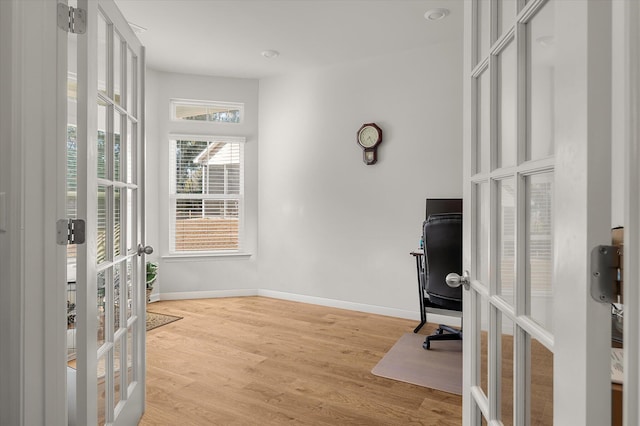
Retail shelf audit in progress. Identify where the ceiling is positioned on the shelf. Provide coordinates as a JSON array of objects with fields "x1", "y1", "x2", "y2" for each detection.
[{"x1": 114, "y1": 0, "x2": 463, "y2": 79}]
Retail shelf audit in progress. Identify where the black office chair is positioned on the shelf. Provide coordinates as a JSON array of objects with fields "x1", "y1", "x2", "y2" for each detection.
[{"x1": 421, "y1": 213, "x2": 463, "y2": 350}]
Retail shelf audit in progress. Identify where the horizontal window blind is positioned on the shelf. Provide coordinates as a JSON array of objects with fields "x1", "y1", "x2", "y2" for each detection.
[{"x1": 169, "y1": 137, "x2": 244, "y2": 253}]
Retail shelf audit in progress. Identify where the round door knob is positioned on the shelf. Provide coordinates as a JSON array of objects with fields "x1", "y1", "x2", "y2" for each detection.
[
  {"x1": 137, "y1": 244, "x2": 153, "y2": 256},
  {"x1": 446, "y1": 270, "x2": 470, "y2": 290}
]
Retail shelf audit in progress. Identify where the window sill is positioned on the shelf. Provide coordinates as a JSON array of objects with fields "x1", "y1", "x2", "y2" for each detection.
[{"x1": 162, "y1": 252, "x2": 252, "y2": 261}]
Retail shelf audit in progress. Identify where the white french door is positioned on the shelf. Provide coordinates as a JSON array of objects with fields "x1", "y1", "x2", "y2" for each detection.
[
  {"x1": 462, "y1": 1, "x2": 612, "y2": 425},
  {"x1": 70, "y1": 0, "x2": 147, "y2": 424}
]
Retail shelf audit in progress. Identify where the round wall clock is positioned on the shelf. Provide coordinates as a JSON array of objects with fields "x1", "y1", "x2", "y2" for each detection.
[{"x1": 357, "y1": 123, "x2": 382, "y2": 165}]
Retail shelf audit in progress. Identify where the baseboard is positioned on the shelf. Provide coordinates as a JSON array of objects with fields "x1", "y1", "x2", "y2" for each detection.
[
  {"x1": 257, "y1": 289, "x2": 419, "y2": 320},
  {"x1": 156, "y1": 288, "x2": 461, "y2": 328},
  {"x1": 160, "y1": 288, "x2": 259, "y2": 300}
]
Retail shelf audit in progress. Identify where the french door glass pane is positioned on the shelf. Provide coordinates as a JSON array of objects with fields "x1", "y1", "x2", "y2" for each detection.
[
  {"x1": 530, "y1": 336, "x2": 553, "y2": 424},
  {"x1": 114, "y1": 32, "x2": 122, "y2": 106},
  {"x1": 479, "y1": 296, "x2": 489, "y2": 398},
  {"x1": 478, "y1": 0, "x2": 491, "y2": 63},
  {"x1": 126, "y1": 120, "x2": 134, "y2": 184},
  {"x1": 97, "y1": 185, "x2": 107, "y2": 264},
  {"x1": 498, "y1": 40, "x2": 517, "y2": 168},
  {"x1": 126, "y1": 259, "x2": 133, "y2": 320},
  {"x1": 114, "y1": 337, "x2": 122, "y2": 409},
  {"x1": 97, "y1": 13, "x2": 107, "y2": 96},
  {"x1": 475, "y1": 182, "x2": 489, "y2": 285},
  {"x1": 126, "y1": 325, "x2": 135, "y2": 390},
  {"x1": 97, "y1": 270, "x2": 106, "y2": 348},
  {"x1": 527, "y1": 0, "x2": 555, "y2": 160},
  {"x1": 527, "y1": 173, "x2": 554, "y2": 332},
  {"x1": 98, "y1": 354, "x2": 106, "y2": 425},
  {"x1": 98, "y1": 100, "x2": 108, "y2": 180},
  {"x1": 499, "y1": 0, "x2": 516, "y2": 38},
  {"x1": 113, "y1": 263, "x2": 121, "y2": 332},
  {"x1": 477, "y1": 70, "x2": 490, "y2": 174},
  {"x1": 501, "y1": 315, "x2": 515, "y2": 426},
  {"x1": 114, "y1": 187, "x2": 121, "y2": 257},
  {"x1": 126, "y1": 189, "x2": 134, "y2": 252},
  {"x1": 126, "y1": 48, "x2": 134, "y2": 113},
  {"x1": 114, "y1": 113, "x2": 122, "y2": 181},
  {"x1": 498, "y1": 179, "x2": 516, "y2": 305}
]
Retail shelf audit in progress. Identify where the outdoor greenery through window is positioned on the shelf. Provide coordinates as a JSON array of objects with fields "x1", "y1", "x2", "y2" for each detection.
[
  {"x1": 171, "y1": 99, "x2": 243, "y2": 123},
  {"x1": 169, "y1": 136, "x2": 245, "y2": 253}
]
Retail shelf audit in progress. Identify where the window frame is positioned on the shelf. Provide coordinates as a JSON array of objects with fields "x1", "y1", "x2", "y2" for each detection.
[{"x1": 168, "y1": 133, "x2": 246, "y2": 256}]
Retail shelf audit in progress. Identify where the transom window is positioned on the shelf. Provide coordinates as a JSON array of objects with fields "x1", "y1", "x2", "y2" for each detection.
[{"x1": 171, "y1": 99, "x2": 243, "y2": 123}]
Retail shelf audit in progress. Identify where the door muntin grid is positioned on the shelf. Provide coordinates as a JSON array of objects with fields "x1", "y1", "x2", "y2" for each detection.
[
  {"x1": 95, "y1": 6, "x2": 142, "y2": 425},
  {"x1": 469, "y1": 0, "x2": 556, "y2": 424}
]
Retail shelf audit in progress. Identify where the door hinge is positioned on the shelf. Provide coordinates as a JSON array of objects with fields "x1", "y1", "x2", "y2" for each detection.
[
  {"x1": 57, "y1": 219, "x2": 86, "y2": 245},
  {"x1": 590, "y1": 245, "x2": 620, "y2": 303},
  {"x1": 57, "y1": 3, "x2": 87, "y2": 34}
]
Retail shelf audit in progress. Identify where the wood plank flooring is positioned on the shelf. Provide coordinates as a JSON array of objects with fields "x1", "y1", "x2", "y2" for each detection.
[{"x1": 139, "y1": 297, "x2": 462, "y2": 425}]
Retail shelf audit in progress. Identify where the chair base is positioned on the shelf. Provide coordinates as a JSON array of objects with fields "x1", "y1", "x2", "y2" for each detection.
[{"x1": 423, "y1": 324, "x2": 462, "y2": 350}]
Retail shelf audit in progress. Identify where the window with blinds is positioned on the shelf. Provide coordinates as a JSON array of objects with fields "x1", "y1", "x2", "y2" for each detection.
[{"x1": 169, "y1": 136, "x2": 245, "y2": 253}]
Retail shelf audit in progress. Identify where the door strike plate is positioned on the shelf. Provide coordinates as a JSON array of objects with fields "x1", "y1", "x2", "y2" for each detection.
[{"x1": 590, "y1": 245, "x2": 619, "y2": 304}]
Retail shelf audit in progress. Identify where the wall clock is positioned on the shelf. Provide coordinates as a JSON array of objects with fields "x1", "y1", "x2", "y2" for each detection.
[{"x1": 356, "y1": 123, "x2": 382, "y2": 165}]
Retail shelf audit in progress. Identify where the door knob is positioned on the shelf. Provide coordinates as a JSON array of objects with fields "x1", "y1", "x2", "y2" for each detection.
[
  {"x1": 137, "y1": 244, "x2": 153, "y2": 256},
  {"x1": 446, "y1": 270, "x2": 470, "y2": 290}
]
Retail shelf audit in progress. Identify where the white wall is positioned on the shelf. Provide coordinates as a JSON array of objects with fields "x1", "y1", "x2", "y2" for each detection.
[
  {"x1": 257, "y1": 40, "x2": 463, "y2": 315},
  {"x1": 146, "y1": 70, "x2": 260, "y2": 296}
]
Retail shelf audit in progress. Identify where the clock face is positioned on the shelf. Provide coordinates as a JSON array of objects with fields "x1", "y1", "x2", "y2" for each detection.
[{"x1": 358, "y1": 125, "x2": 380, "y2": 148}]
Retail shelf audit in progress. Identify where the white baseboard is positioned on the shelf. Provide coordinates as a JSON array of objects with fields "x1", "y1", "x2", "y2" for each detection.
[
  {"x1": 159, "y1": 288, "x2": 258, "y2": 301},
  {"x1": 257, "y1": 289, "x2": 419, "y2": 320},
  {"x1": 156, "y1": 288, "x2": 461, "y2": 328}
]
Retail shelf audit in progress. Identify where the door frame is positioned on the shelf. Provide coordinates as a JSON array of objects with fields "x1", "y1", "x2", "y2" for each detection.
[
  {"x1": 624, "y1": 0, "x2": 640, "y2": 424},
  {"x1": 0, "y1": 0, "x2": 68, "y2": 424}
]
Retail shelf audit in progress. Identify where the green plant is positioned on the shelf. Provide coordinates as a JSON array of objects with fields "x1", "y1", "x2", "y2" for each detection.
[{"x1": 146, "y1": 262, "x2": 159, "y2": 290}]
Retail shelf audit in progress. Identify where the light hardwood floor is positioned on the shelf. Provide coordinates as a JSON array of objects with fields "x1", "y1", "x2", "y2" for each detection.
[{"x1": 139, "y1": 297, "x2": 463, "y2": 425}]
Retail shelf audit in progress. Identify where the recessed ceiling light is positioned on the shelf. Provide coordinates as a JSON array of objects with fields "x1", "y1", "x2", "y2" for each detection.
[
  {"x1": 424, "y1": 8, "x2": 450, "y2": 21},
  {"x1": 261, "y1": 50, "x2": 280, "y2": 59}
]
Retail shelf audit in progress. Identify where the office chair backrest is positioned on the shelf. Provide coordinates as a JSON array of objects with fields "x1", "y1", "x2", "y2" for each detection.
[{"x1": 423, "y1": 213, "x2": 463, "y2": 311}]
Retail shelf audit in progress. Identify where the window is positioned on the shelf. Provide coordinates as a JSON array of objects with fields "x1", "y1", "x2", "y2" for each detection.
[
  {"x1": 169, "y1": 135, "x2": 245, "y2": 254},
  {"x1": 171, "y1": 99, "x2": 243, "y2": 123}
]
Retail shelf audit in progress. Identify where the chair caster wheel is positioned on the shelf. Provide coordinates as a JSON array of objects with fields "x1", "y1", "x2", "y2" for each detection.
[{"x1": 423, "y1": 341, "x2": 431, "y2": 350}]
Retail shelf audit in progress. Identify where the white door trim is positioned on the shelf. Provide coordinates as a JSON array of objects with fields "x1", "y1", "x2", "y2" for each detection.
[
  {"x1": 623, "y1": 0, "x2": 640, "y2": 424},
  {"x1": 461, "y1": 1, "x2": 474, "y2": 423},
  {"x1": 0, "y1": 0, "x2": 68, "y2": 424}
]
